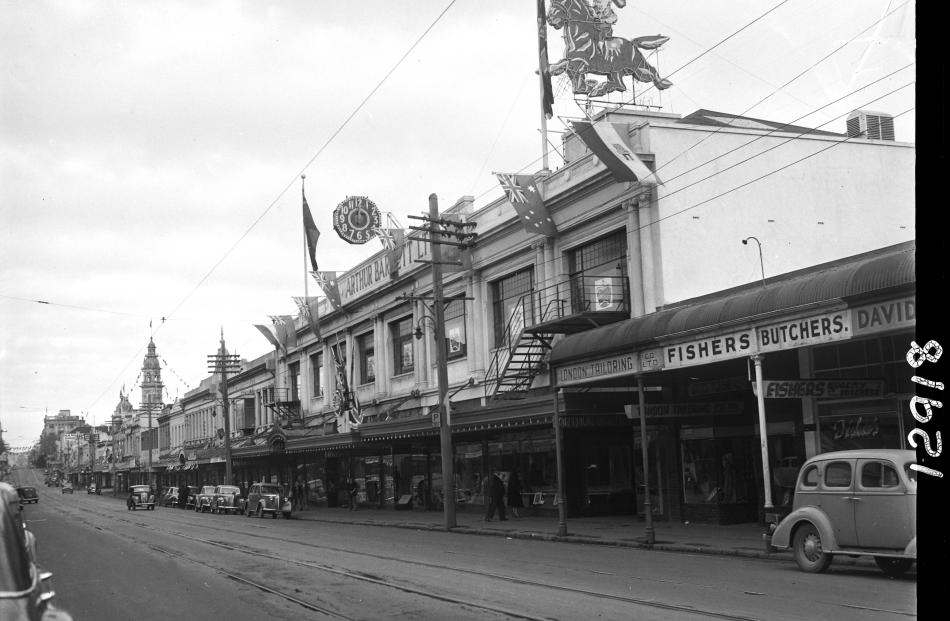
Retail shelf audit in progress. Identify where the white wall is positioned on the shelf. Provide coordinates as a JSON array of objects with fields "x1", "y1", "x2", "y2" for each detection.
[{"x1": 650, "y1": 125, "x2": 914, "y2": 304}]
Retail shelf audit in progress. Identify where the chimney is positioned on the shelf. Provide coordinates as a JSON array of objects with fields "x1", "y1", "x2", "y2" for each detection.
[{"x1": 846, "y1": 110, "x2": 895, "y2": 141}]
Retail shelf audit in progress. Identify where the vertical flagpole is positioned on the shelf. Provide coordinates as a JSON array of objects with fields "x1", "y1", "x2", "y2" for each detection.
[
  {"x1": 537, "y1": 0, "x2": 551, "y2": 171},
  {"x1": 302, "y1": 175, "x2": 310, "y2": 301}
]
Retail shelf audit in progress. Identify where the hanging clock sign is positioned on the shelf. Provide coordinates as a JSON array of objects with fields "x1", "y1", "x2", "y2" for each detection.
[{"x1": 333, "y1": 196, "x2": 382, "y2": 245}]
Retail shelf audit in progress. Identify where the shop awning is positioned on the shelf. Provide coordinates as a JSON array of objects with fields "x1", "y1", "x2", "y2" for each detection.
[{"x1": 551, "y1": 242, "x2": 914, "y2": 365}]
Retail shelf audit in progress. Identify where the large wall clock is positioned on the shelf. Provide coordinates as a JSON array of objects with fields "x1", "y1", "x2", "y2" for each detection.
[{"x1": 333, "y1": 196, "x2": 382, "y2": 245}]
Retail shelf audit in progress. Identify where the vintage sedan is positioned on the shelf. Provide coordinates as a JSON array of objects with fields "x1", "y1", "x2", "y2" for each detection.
[
  {"x1": 60, "y1": 483, "x2": 73, "y2": 495},
  {"x1": 211, "y1": 485, "x2": 242, "y2": 514},
  {"x1": 241, "y1": 483, "x2": 292, "y2": 519},
  {"x1": 770, "y1": 449, "x2": 916, "y2": 577},
  {"x1": 0, "y1": 482, "x2": 73, "y2": 620},
  {"x1": 16, "y1": 487, "x2": 39, "y2": 504},
  {"x1": 194, "y1": 486, "x2": 217, "y2": 513},
  {"x1": 183, "y1": 486, "x2": 200, "y2": 510},
  {"x1": 86, "y1": 483, "x2": 98, "y2": 495},
  {"x1": 126, "y1": 485, "x2": 156, "y2": 511},
  {"x1": 160, "y1": 488, "x2": 179, "y2": 507}
]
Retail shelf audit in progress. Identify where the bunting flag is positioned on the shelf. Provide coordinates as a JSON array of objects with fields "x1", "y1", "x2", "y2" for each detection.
[
  {"x1": 270, "y1": 315, "x2": 298, "y2": 352},
  {"x1": 571, "y1": 119, "x2": 660, "y2": 185},
  {"x1": 495, "y1": 173, "x2": 557, "y2": 237},
  {"x1": 330, "y1": 339, "x2": 358, "y2": 428},
  {"x1": 292, "y1": 296, "x2": 322, "y2": 340},
  {"x1": 387, "y1": 229, "x2": 407, "y2": 277},
  {"x1": 537, "y1": 0, "x2": 554, "y2": 119},
  {"x1": 376, "y1": 227, "x2": 395, "y2": 251},
  {"x1": 311, "y1": 271, "x2": 342, "y2": 310},
  {"x1": 303, "y1": 183, "x2": 320, "y2": 272},
  {"x1": 254, "y1": 324, "x2": 281, "y2": 351}
]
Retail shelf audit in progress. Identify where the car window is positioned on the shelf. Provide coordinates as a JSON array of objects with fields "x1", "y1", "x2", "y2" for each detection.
[
  {"x1": 261, "y1": 486, "x2": 280, "y2": 495},
  {"x1": 800, "y1": 465, "x2": 819, "y2": 488},
  {"x1": 860, "y1": 461, "x2": 900, "y2": 488},
  {"x1": 823, "y1": 461, "x2": 852, "y2": 488}
]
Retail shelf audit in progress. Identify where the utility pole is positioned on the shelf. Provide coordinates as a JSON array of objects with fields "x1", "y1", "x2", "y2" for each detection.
[
  {"x1": 406, "y1": 195, "x2": 477, "y2": 531},
  {"x1": 208, "y1": 329, "x2": 241, "y2": 486}
]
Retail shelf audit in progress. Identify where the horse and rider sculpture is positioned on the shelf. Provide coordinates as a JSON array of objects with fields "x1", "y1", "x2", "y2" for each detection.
[{"x1": 547, "y1": 0, "x2": 672, "y2": 98}]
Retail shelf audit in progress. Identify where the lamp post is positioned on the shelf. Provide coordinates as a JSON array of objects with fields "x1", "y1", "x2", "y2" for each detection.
[{"x1": 741, "y1": 237, "x2": 766, "y2": 287}]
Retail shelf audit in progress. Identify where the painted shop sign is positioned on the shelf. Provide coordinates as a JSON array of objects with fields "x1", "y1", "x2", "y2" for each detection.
[
  {"x1": 556, "y1": 353, "x2": 638, "y2": 385},
  {"x1": 755, "y1": 379, "x2": 885, "y2": 399},
  {"x1": 755, "y1": 310, "x2": 850, "y2": 353},
  {"x1": 850, "y1": 296, "x2": 915, "y2": 337},
  {"x1": 662, "y1": 331, "x2": 753, "y2": 369},
  {"x1": 624, "y1": 401, "x2": 743, "y2": 419}
]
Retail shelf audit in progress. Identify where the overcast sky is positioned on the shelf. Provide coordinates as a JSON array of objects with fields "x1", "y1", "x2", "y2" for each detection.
[{"x1": 0, "y1": 0, "x2": 915, "y2": 448}]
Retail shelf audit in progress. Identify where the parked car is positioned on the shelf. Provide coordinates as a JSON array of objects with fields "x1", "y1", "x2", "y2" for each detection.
[
  {"x1": 241, "y1": 482, "x2": 292, "y2": 519},
  {"x1": 86, "y1": 483, "x2": 98, "y2": 495},
  {"x1": 0, "y1": 482, "x2": 73, "y2": 620},
  {"x1": 194, "y1": 486, "x2": 217, "y2": 513},
  {"x1": 770, "y1": 449, "x2": 916, "y2": 577},
  {"x1": 160, "y1": 488, "x2": 179, "y2": 507},
  {"x1": 16, "y1": 486, "x2": 39, "y2": 504},
  {"x1": 183, "y1": 486, "x2": 200, "y2": 510},
  {"x1": 211, "y1": 485, "x2": 242, "y2": 515},
  {"x1": 60, "y1": 483, "x2": 73, "y2": 495},
  {"x1": 126, "y1": 485, "x2": 156, "y2": 511}
]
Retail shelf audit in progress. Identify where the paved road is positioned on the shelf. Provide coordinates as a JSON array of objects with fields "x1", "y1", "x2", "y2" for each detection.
[{"x1": 14, "y1": 470, "x2": 916, "y2": 620}]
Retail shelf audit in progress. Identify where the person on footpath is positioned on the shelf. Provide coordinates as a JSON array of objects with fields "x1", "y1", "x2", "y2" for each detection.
[
  {"x1": 507, "y1": 470, "x2": 524, "y2": 518},
  {"x1": 348, "y1": 478, "x2": 359, "y2": 511},
  {"x1": 484, "y1": 471, "x2": 507, "y2": 522}
]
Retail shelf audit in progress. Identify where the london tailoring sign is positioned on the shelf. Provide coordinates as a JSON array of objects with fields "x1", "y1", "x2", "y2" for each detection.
[{"x1": 556, "y1": 351, "x2": 661, "y2": 385}]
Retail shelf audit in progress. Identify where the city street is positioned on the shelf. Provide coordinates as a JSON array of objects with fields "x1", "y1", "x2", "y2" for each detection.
[{"x1": 14, "y1": 470, "x2": 916, "y2": 621}]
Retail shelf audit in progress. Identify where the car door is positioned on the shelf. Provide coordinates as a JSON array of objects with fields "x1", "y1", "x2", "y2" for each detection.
[
  {"x1": 852, "y1": 458, "x2": 912, "y2": 550},
  {"x1": 819, "y1": 458, "x2": 858, "y2": 548}
]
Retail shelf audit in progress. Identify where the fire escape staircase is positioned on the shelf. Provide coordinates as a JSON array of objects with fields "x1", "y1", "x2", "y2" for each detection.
[
  {"x1": 263, "y1": 387, "x2": 302, "y2": 427},
  {"x1": 484, "y1": 297, "x2": 555, "y2": 401}
]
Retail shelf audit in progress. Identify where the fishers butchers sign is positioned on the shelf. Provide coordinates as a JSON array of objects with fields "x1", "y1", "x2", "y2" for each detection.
[{"x1": 755, "y1": 379, "x2": 885, "y2": 399}]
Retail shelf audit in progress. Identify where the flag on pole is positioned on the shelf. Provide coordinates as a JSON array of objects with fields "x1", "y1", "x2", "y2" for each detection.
[
  {"x1": 571, "y1": 119, "x2": 660, "y2": 185},
  {"x1": 303, "y1": 184, "x2": 321, "y2": 272},
  {"x1": 537, "y1": 0, "x2": 554, "y2": 119},
  {"x1": 495, "y1": 173, "x2": 557, "y2": 237},
  {"x1": 254, "y1": 324, "x2": 281, "y2": 351},
  {"x1": 387, "y1": 229, "x2": 407, "y2": 277},
  {"x1": 311, "y1": 271, "x2": 342, "y2": 311},
  {"x1": 292, "y1": 296, "x2": 322, "y2": 340}
]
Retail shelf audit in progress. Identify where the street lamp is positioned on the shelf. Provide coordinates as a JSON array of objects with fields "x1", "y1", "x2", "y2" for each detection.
[{"x1": 741, "y1": 236, "x2": 766, "y2": 287}]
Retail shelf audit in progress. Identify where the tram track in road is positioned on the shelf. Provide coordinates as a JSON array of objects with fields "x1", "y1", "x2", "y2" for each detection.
[{"x1": 49, "y1": 497, "x2": 772, "y2": 621}]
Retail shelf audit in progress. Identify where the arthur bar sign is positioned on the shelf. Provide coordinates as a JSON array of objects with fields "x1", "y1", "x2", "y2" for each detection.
[{"x1": 755, "y1": 379, "x2": 886, "y2": 399}]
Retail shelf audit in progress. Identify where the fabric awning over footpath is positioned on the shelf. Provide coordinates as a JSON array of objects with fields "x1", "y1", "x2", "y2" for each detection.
[{"x1": 551, "y1": 242, "x2": 914, "y2": 368}]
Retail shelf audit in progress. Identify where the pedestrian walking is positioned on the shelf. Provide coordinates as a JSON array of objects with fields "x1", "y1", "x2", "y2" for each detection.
[
  {"x1": 484, "y1": 471, "x2": 507, "y2": 522},
  {"x1": 302, "y1": 480, "x2": 310, "y2": 510},
  {"x1": 348, "y1": 478, "x2": 358, "y2": 511},
  {"x1": 507, "y1": 470, "x2": 524, "y2": 518},
  {"x1": 178, "y1": 483, "x2": 189, "y2": 509},
  {"x1": 294, "y1": 479, "x2": 304, "y2": 511}
]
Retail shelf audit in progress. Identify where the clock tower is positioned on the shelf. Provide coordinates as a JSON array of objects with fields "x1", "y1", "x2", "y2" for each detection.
[{"x1": 140, "y1": 338, "x2": 163, "y2": 409}]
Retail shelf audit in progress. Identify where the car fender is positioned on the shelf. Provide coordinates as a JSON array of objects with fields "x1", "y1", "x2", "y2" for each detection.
[
  {"x1": 904, "y1": 536, "x2": 917, "y2": 557},
  {"x1": 770, "y1": 507, "x2": 838, "y2": 551}
]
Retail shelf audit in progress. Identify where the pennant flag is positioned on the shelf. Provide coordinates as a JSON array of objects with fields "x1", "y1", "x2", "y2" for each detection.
[
  {"x1": 311, "y1": 271, "x2": 342, "y2": 311},
  {"x1": 254, "y1": 324, "x2": 281, "y2": 351},
  {"x1": 270, "y1": 315, "x2": 298, "y2": 352},
  {"x1": 303, "y1": 184, "x2": 321, "y2": 272},
  {"x1": 387, "y1": 229, "x2": 406, "y2": 277},
  {"x1": 571, "y1": 120, "x2": 660, "y2": 185},
  {"x1": 376, "y1": 227, "x2": 395, "y2": 251},
  {"x1": 495, "y1": 173, "x2": 557, "y2": 237},
  {"x1": 537, "y1": 0, "x2": 554, "y2": 119},
  {"x1": 292, "y1": 296, "x2": 322, "y2": 340}
]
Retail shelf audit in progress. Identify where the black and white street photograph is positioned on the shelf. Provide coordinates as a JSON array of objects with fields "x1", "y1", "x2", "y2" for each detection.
[{"x1": 2, "y1": 1, "x2": 935, "y2": 620}]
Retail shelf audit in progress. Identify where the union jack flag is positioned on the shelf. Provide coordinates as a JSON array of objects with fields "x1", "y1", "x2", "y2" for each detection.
[
  {"x1": 496, "y1": 173, "x2": 527, "y2": 203},
  {"x1": 494, "y1": 172, "x2": 557, "y2": 237}
]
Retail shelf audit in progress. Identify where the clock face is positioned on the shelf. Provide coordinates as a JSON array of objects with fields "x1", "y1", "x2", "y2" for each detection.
[{"x1": 333, "y1": 196, "x2": 382, "y2": 245}]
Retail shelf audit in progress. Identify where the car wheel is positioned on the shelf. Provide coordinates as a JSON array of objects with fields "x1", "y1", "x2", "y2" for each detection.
[
  {"x1": 792, "y1": 522, "x2": 833, "y2": 573},
  {"x1": 874, "y1": 557, "x2": 913, "y2": 577}
]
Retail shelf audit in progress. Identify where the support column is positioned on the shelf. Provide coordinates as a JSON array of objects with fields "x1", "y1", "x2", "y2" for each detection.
[
  {"x1": 637, "y1": 193, "x2": 658, "y2": 313},
  {"x1": 553, "y1": 389, "x2": 568, "y2": 537},
  {"x1": 624, "y1": 200, "x2": 645, "y2": 317},
  {"x1": 752, "y1": 354, "x2": 773, "y2": 510}
]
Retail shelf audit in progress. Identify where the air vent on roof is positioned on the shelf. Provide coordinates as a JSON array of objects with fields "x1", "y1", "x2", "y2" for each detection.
[{"x1": 846, "y1": 110, "x2": 895, "y2": 141}]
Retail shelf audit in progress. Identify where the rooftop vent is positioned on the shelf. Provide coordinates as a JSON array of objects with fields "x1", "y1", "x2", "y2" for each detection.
[{"x1": 846, "y1": 110, "x2": 895, "y2": 141}]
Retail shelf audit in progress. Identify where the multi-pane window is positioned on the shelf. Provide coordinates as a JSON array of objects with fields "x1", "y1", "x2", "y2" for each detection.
[
  {"x1": 492, "y1": 268, "x2": 534, "y2": 347},
  {"x1": 358, "y1": 332, "x2": 375, "y2": 384},
  {"x1": 812, "y1": 333, "x2": 914, "y2": 395},
  {"x1": 289, "y1": 362, "x2": 300, "y2": 401},
  {"x1": 444, "y1": 299, "x2": 467, "y2": 359},
  {"x1": 391, "y1": 317, "x2": 414, "y2": 375},
  {"x1": 310, "y1": 352, "x2": 323, "y2": 397},
  {"x1": 567, "y1": 232, "x2": 627, "y2": 313}
]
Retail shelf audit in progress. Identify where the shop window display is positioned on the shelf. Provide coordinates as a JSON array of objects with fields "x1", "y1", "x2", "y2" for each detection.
[{"x1": 680, "y1": 428, "x2": 755, "y2": 506}]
